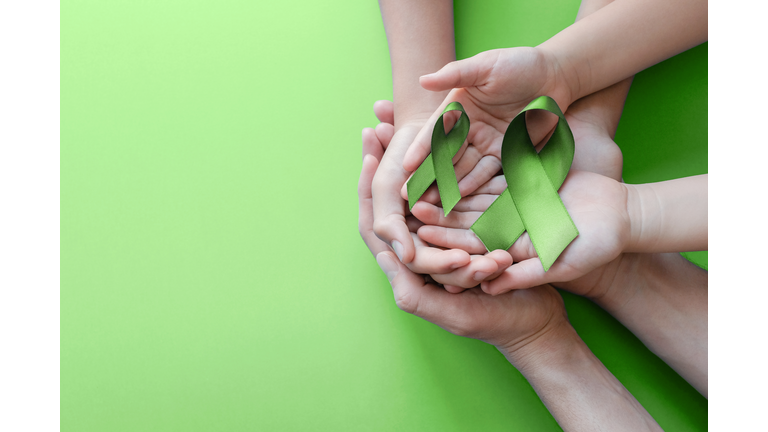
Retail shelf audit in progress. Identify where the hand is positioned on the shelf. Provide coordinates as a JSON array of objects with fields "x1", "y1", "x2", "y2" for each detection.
[
  {"x1": 367, "y1": 101, "x2": 514, "y2": 293},
  {"x1": 359, "y1": 115, "x2": 570, "y2": 351},
  {"x1": 401, "y1": 47, "x2": 577, "y2": 201},
  {"x1": 565, "y1": 79, "x2": 633, "y2": 182},
  {"x1": 369, "y1": 109, "x2": 488, "y2": 270},
  {"x1": 361, "y1": 121, "x2": 670, "y2": 424},
  {"x1": 414, "y1": 169, "x2": 632, "y2": 295}
]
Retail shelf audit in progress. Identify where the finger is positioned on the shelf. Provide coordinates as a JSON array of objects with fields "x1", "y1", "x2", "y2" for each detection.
[
  {"x1": 401, "y1": 182, "x2": 441, "y2": 206},
  {"x1": 457, "y1": 156, "x2": 502, "y2": 197},
  {"x1": 376, "y1": 251, "x2": 462, "y2": 324},
  {"x1": 465, "y1": 250, "x2": 514, "y2": 286},
  {"x1": 430, "y1": 254, "x2": 500, "y2": 288},
  {"x1": 374, "y1": 122, "x2": 395, "y2": 150},
  {"x1": 417, "y1": 226, "x2": 487, "y2": 254},
  {"x1": 473, "y1": 175, "x2": 507, "y2": 196},
  {"x1": 359, "y1": 155, "x2": 389, "y2": 255},
  {"x1": 452, "y1": 194, "x2": 497, "y2": 212},
  {"x1": 507, "y1": 232, "x2": 537, "y2": 263},
  {"x1": 362, "y1": 128, "x2": 384, "y2": 162},
  {"x1": 419, "y1": 184, "x2": 442, "y2": 205},
  {"x1": 410, "y1": 201, "x2": 483, "y2": 229},
  {"x1": 443, "y1": 284, "x2": 467, "y2": 294},
  {"x1": 407, "y1": 233, "x2": 470, "y2": 274},
  {"x1": 419, "y1": 50, "x2": 498, "y2": 92},
  {"x1": 405, "y1": 215, "x2": 424, "y2": 233},
  {"x1": 483, "y1": 250, "x2": 514, "y2": 279},
  {"x1": 373, "y1": 100, "x2": 394, "y2": 125},
  {"x1": 482, "y1": 258, "x2": 552, "y2": 295},
  {"x1": 372, "y1": 132, "x2": 419, "y2": 263}
]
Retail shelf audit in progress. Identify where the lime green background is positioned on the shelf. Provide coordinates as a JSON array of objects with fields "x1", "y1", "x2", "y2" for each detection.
[{"x1": 62, "y1": 0, "x2": 707, "y2": 430}]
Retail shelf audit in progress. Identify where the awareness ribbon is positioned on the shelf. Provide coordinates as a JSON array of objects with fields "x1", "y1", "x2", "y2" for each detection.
[
  {"x1": 407, "y1": 102, "x2": 469, "y2": 216},
  {"x1": 470, "y1": 96, "x2": 578, "y2": 271}
]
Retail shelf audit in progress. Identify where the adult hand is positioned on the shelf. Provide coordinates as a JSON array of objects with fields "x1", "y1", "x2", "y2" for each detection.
[
  {"x1": 359, "y1": 116, "x2": 568, "y2": 350},
  {"x1": 360, "y1": 122, "x2": 669, "y2": 425},
  {"x1": 368, "y1": 100, "x2": 513, "y2": 293}
]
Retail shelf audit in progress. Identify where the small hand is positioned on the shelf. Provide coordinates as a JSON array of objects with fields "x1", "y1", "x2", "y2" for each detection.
[
  {"x1": 566, "y1": 79, "x2": 634, "y2": 182},
  {"x1": 414, "y1": 170, "x2": 631, "y2": 295},
  {"x1": 401, "y1": 47, "x2": 575, "y2": 201}
]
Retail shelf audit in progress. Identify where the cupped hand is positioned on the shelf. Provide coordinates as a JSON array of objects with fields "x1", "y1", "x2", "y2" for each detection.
[
  {"x1": 359, "y1": 116, "x2": 569, "y2": 351},
  {"x1": 371, "y1": 105, "x2": 472, "y2": 265},
  {"x1": 401, "y1": 47, "x2": 575, "y2": 201},
  {"x1": 414, "y1": 169, "x2": 631, "y2": 295},
  {"x1": 367, "y1": 100, "x2": 513, "y2": 292}
]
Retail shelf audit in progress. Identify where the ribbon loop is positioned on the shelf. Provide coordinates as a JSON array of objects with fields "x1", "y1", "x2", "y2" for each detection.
[
  {"x1": 470, "y1": 96, "x2": 578, "y2": 271},
  {"x1": 407, "y1": 102, "x2": 469, "y2": 216}
]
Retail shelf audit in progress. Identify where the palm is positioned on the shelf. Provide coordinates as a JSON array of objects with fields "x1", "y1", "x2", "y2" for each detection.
[
  {"x1": 534, "y1": 171, "x2": 628, "y2": 275},
  {"x1": 405, "y1": 48, "x2": 569, "y2": 195},
  {"x1": 359, "y1": 108, "x2": 568, "y2": 350},
  {"x1": 411, "y1": 278, "x2": 567, "y2": 350},
  {"x1": 411, "y1": 170, "x2": 631, "y2": 294},
  {"x1": 453, "y1": 48, "x2": 555, "y2": 147}
]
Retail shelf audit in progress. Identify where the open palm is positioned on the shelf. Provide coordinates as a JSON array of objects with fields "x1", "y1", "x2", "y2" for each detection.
[
  {"x1": 414, "y1": 169, "x2": 631, "y2": 295},
  {"x1": 402, "y1": 47, "x2": 574, "y2": 199}
]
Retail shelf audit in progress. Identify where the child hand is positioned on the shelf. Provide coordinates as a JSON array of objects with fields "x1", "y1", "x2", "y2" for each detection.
[
  {"x1": 401, "y1": 47, "x2": 577, "y2": 200},
  {"x1": 413, "y1": 169, "x2": 632, "y2": 295}
]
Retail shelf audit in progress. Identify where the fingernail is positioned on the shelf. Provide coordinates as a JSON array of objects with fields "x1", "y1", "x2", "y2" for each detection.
[
  {"x1": 473, "y1": 271, "x2": 491, "y2": 282},
  {"x1": 376, "y1": 253, "x2": 399, "y2": 282},
  {"x1": 421, "y1": 72, "x2": 435, "y2": 79},
  {"x1": 391, "y1": 240, "x2": 404, "y2": 261}
]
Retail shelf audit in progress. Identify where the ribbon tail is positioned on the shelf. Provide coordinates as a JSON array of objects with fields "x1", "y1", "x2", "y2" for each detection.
[
  {"x1": 470, "y1": 190, "x2": 525, "y2": 251},
  {"x1": 407, "y1": 153, "x2": 435, "y2": 210}
]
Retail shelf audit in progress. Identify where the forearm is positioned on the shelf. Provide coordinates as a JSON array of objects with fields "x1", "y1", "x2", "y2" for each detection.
[
  {"x1": 541, "y1": 0, "x2": 706, "y2": 103},
  {"x1": 626, "y1": 174, "x2": 708, "y2": 253},
  {"x1": 594, "y1": 252, "x2": 708, "y2": 396},
  {"x1": 502, "y1": 322, "x2": 661, "y2": 431},
  {"x1": 378, "y1": 0, "x2": 455, "y2": 126},
  {"x1": 573, "y1": 0, "x2": 634, "y2": 136}
]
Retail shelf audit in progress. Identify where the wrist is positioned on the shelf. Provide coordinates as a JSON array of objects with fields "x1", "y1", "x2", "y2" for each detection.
[
  {"x1": 536, "y1": 44, "x2": 579, "y2": 111},
  {"x1": 394, "y1": 87, "x2": 449, "y2": 130},
  {"x1": 624, "y1": 183, "x2": 660, "y2": 253},
  {"x1": 497, "y1": 312, "x2": 575, "y2": 373},
  {"x1": 392, "y1": 114, "x2": 431, "y2": 132}
]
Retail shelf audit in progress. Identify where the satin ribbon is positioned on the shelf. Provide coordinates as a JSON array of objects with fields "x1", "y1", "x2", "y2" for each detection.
[
  {"x1": 470, "y1": 96, "x2": 578, "y2": 271},
  {"x1": 407, "y1": 102, "x2": 469, "y2": 216}
]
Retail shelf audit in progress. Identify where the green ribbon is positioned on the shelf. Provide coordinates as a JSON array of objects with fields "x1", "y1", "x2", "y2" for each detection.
[
  {"x1": 470, "y1": 96, "x2": 578, "y2": 271},
  {"x1": 407, "y1": 102, "x2": 469, "y2": 216}
]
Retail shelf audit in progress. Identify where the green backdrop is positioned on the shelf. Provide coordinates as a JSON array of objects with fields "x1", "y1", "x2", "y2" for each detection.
[{"x1": 62, "y1": 0, "x2": 707, "y2": 430}]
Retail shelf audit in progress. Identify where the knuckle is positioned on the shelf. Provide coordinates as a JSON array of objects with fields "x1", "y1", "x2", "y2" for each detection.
[
  {"x1": 372, "y1": 219, "x2": 390, "y2": 240},
  {"x1": 450, "y1": 319, "x2": 479, "y2": 338},
  {"x1": 394, "y1": 290, "x2": 417, "y2": 315}
]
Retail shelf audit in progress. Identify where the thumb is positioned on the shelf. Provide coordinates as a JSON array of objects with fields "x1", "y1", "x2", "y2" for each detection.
[
  {"x1": 482, "y1": 258, "x2": 551, "y2": 295},
  {"x1": 419, "y1": 51, "x2": 497, "y2": 91}
]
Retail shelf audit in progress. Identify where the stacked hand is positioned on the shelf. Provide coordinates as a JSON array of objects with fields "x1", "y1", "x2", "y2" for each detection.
[
  {"x1": 359, "y1": 108, "x2": 570, "y2": 353},
  {"x1": 369, "y1": 57, "x2": 633, "y2": 295},
  {"x1": 414, "y1": 169, "x2": 631, "y2": 296},
  {"x1": 378, "y1": 48, "x2": 629, "y2": 287},
  {"x1": 374, "y1": 47, "x2": 585, "y2": 266}
]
